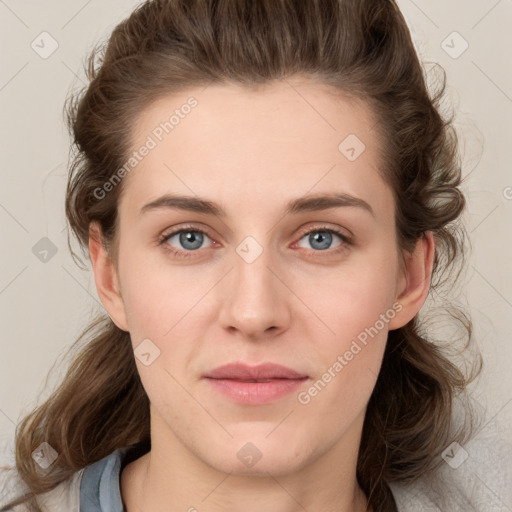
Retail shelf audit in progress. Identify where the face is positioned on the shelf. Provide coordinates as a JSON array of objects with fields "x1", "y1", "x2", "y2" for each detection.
[{"x1": 99, "y1": 78, "x2": 417, "y2": 477}]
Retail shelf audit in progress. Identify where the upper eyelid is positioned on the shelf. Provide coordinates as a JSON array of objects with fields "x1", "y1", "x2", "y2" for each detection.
[{"x1": 162, "y1": 225, "x2": 212, "y2": 241}]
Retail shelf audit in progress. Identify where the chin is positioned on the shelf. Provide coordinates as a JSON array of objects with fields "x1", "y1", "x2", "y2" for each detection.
[{"x1": 198, "y1": 433, "x2": 316, "y2": 477}]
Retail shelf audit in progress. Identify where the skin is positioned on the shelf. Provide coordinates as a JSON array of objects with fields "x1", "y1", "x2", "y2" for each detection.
[{"x1": 89, "y1": 77, "x2": 435, "y2": 512}]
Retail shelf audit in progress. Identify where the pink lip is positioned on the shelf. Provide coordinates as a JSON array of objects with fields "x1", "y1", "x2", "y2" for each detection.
[
  {"x1": 203, "y1": 363, "x2": 309, "y2": 405},
  {"x1": 204, "y1": 362, "x2": 308, "y2": 380}
]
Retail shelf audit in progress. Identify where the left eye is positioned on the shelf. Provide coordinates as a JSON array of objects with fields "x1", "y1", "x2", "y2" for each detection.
[
  {"x1": 164, "y1": 229, "x2": 211, "y2": 251},
  {"x1": 296, "y1": 229, "x2": 345, "y2": 251}
]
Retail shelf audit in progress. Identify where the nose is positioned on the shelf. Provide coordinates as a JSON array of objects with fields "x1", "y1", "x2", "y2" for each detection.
[{"x1": 217, "y1": 241, "x2": 291, "y2": 340}]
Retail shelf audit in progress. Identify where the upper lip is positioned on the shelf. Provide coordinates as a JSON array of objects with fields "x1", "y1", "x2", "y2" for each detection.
[{"x1": 204, "y1": 363, "x2": 308, "y2": 380}]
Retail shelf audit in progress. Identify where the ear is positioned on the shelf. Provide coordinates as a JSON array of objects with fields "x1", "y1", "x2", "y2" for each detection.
[
  {"x1": 89, "y1": 222, "x2": 129, "y2": 332},
  {"x1": 388, "y1": 231, "x2": 435, "y2": 330}
]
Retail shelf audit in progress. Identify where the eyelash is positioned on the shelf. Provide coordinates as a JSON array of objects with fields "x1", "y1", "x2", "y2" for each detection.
[{"x1": 157, "y1": 224, "x2": 352, "y2": 259}]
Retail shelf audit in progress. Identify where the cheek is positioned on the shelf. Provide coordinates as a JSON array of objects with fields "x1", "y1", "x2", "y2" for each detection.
[
  {"x1": 295, "y1": 304, "x2": 390, "y2": 436},
  {"x1": 118, "y1": 245, "x2": 211, "y2": 339},
  {"x1": 298, "y1": 247, "x2": 399, "y2": 340},
  {"x1": 293, "y1": 248, "x2": 398, "y2": 405}
]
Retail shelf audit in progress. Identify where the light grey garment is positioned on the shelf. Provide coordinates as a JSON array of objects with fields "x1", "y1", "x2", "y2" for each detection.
[{"x1": 79, "y1": 446, "x2": 129, "y2": 512}]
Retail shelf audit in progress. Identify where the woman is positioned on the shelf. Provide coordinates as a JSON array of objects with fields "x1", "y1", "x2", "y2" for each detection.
[{"x1": 2, "y1": 0, "x2": 507, "y2": 510}]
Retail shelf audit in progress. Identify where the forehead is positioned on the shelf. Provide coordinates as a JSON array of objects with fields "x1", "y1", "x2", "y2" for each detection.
[{"x1": 120, "y1": 78, "x2": 392, "y2": 219}]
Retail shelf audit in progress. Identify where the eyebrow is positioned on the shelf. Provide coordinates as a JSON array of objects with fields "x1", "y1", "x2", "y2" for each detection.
[{"x1": 140, "y1": 192, "x2": 375, "y2": 219}]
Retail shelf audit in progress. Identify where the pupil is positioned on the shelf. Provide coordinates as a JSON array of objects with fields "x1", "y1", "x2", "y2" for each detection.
[
  {"x1": 312, "y1": 231, "x2": 331, "y2": 250},
  {"x1": 181, "y1": 231, "x2": 203, "y2": 250}
]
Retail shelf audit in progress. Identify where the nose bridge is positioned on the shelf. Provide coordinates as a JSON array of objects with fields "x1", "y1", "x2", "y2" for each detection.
[{"x1": 218, "y1": 235, "x2": 290, "y2": 336}]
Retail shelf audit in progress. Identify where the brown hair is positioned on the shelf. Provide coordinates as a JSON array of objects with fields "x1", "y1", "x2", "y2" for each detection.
[{"x1": 2, "y1": 0, "x2": 481, "y2": 511}]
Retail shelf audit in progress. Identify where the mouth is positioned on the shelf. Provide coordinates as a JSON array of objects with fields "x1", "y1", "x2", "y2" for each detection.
[
  {"x1": 203, "y1": 362, "x2": 308, "y2": 380},
  {"x1": 203, "y1": 362, "x2": 309, "y2": 405}
]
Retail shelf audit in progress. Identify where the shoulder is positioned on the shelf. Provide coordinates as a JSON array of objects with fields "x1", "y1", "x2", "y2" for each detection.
[
  {"x1": 79, "y1": 441, "x2": 149, "y2": 510},
  {"x1": 0, "y1": 441, "x2": 147, "y2": 512},
  {"x1": 0, "y1": 465, "x2": 83, "y2": 512},
  {"x1": 389, "y1": 431, "x2": 512, "y2": 511}
]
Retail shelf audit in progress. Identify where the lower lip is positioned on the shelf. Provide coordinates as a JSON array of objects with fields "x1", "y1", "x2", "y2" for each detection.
[{"x1": 205, "y1": 377, "x2": 308, "y2": 405}]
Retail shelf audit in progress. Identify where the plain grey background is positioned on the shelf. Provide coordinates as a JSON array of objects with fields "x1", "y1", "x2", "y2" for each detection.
[{"x1": 0, "y1": 0, "x2": 511, "y2": 466}]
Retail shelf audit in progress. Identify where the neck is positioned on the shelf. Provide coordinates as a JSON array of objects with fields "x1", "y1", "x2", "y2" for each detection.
[{"x1": 121, "y1": 409, "x2": 371, "y2": 512}]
